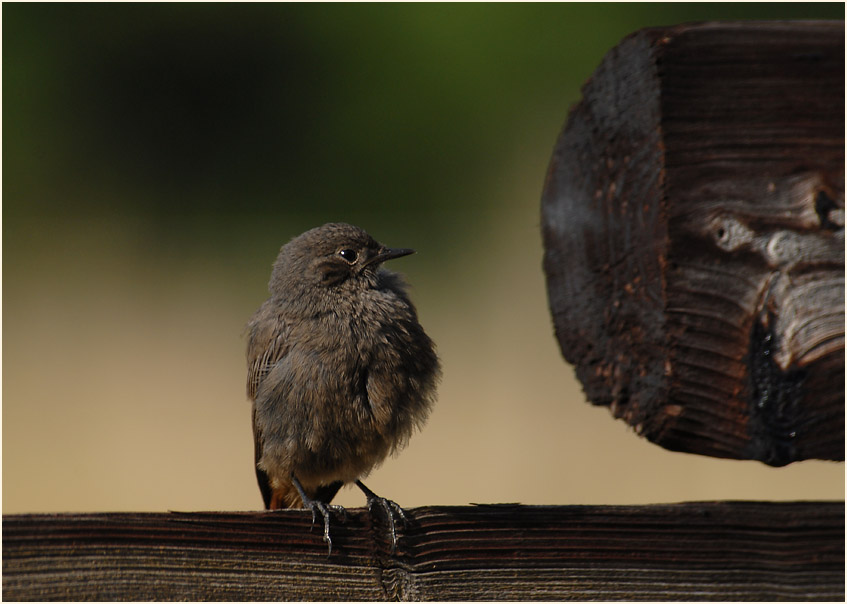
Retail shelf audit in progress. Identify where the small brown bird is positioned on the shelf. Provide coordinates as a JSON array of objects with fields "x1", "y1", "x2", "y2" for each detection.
[{"x1": 246, "y1": 222, "x2": 440, "y2": 552}]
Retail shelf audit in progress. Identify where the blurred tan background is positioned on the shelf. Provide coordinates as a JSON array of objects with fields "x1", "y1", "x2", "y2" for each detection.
[{"x1": 4, "y1": 3, "x2": 843, "y2": 514}]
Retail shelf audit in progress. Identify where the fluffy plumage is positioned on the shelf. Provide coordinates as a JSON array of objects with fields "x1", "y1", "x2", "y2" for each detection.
[{"x1": 246, "y1": 223, "x2": 440, "y2": 516}]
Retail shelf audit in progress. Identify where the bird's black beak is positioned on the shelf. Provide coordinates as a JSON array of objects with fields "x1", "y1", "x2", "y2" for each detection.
[{"x1": 364, "y1": 247, "x2": 415, "y2": 267}]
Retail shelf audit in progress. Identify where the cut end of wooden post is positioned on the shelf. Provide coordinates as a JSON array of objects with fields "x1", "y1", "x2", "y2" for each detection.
[{"x1": 541, "y1": 21, "x2": 844, "y2": 465}]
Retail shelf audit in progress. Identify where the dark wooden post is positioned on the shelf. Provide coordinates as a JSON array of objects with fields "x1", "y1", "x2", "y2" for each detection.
[{"x1": 541, "y1": 21, "x2": 844, "y2": 465}]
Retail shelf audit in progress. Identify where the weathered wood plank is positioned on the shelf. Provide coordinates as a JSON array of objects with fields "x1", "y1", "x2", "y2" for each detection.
[
  {"x1": 541, "y1": 21, "x2": 844, "y2": 465},
  {"x1": 3, "y1": 502, "x2": 844, "y2": 601}
]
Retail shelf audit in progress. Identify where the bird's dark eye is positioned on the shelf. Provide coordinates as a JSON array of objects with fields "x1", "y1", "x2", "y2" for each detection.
[{"x1": 338, "y1": 248, "x2": 358, "y2": 263}]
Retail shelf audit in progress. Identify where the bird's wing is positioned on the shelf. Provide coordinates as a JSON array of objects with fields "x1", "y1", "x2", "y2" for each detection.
[
  {"x1": 246, "y1": 307, "x2": 290, "y2": 510},
  {"x1": 247, "y1": 318, "x2": 289, "y2": 402},
  {"x1": 252, "y1": 405, "x2": 273, "y2": 509}
]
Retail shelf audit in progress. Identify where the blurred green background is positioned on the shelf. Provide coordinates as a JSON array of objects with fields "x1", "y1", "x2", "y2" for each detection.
[{"x1": 4, "y1": 3, "x2": 844, "y2": 514}]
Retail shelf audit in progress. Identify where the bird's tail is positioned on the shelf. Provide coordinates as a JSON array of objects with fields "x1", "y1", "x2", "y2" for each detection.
[{"x1": 266, "y1": 478, "x2": 344, "y2": 509}]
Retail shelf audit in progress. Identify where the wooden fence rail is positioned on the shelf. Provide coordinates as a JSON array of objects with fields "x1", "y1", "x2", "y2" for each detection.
[{"x1": 3, "y1": 501, "x2": 844, "y2": 601}]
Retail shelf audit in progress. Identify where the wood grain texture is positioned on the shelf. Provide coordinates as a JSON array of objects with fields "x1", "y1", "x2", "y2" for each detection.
[
  {"x1": 3, "y1": 502, "x2": 844, "y2": 601},
  {"x1": 541, "y1": 21, "x2": 844, "y2": 465}
]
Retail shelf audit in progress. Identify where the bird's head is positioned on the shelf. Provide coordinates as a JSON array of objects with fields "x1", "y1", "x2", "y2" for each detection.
[{"x1": 269, "y1": 222, "x2": 414, "y2": 305}]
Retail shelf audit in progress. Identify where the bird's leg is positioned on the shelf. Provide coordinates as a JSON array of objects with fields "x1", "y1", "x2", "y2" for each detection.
[
  {"x1": 355, "y1": 480, "x2": 407, "y2": 553},
  {"x1": 291, "y1": 474, "x2": 345, "y2": 555}
]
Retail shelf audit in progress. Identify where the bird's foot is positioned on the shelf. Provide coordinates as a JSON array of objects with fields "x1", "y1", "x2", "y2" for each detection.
[
  {"x1": 306, "y1": 500, "x2": 347, "y2": 555},
  {"x1": 355, "y1": 480, "x2": 407, "y2": 553},
  {"x1": 292, "y1": 475, "x2": 345, "y2": 555}
]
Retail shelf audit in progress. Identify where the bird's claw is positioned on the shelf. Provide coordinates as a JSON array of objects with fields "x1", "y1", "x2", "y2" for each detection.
[
  {"x1": 369, "y1": 495, "x2": 407, "y2": 553},
  {"x1": 356, "y1": 480, "x2": 407, "y2": 553},
  {"x1": 293, "y1": 475, "x2": 345, "y2": 555},
  {"x1": 304, "y1": 500, "x2": 346, "y2": 555}
]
